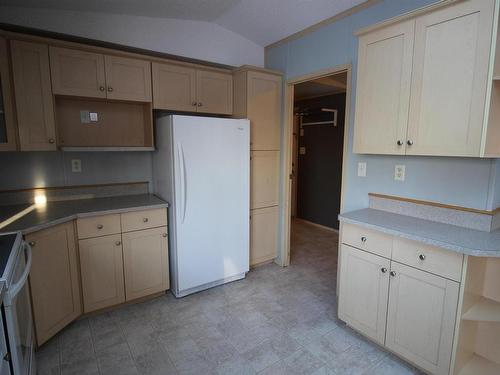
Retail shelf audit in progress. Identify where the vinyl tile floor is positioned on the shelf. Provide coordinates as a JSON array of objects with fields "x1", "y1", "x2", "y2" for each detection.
[{"x1": 36, "y1": 219, "x2": 423, "y2": 375}]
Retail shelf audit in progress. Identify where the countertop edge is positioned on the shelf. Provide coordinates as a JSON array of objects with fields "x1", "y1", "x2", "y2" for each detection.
[{"x1": 338, "y1": 215, "x2": 500, "y2": 258}]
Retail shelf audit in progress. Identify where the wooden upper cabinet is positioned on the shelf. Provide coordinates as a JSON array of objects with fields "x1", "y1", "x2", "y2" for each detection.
[
  {"x1": 104, "y1": 55, "x2": 152, "y2": 102},
  {"x1": 27, "y1": 222, "x2": 82, "y2": 346},
  {"x1": 196, "y1": 69, "x2": 233, "y2": 115},
  {"x1": 353, "y1": 20, "x2": 414, "y2": 155},
  {"x1": 49, "y1": 47, "x2": 106, "y2": 98},
  {"x1": 0, "y1": 37, "x2": 17, "y2": 151},
  {"x1": 406, "y1": 0, "x2": 494, "y2": 156},
  {"x1": 10, "y1": 40, "x2": 56, "y2": 151},
  {"x1": 152, "y1": 62, "x2": 197, "y2": 111}
]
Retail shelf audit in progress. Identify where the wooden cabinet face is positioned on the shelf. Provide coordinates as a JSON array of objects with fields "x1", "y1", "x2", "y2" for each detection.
[
  {"x1": 407, "y1": 0, "x2": 494, "y2": 156},
  {"x1": 0, "y1": 38, "x2": 17, "y2": 151},
  {"x1": 250, "y1": 206, "x2": 278, "y2": 266},
  {"x1": 49, "y1": 47, "x2": 106, "y2": 98},
  {"x1": 338, "y1": 244, "x2": 390, "y2": 345},
  {"x1": 27, "y1": 222, "x2": 81, "y2": 346},
  {"x1": 247, "y1": 71, "x2": 282, "y2": 150},
  {"x1": 104, "y1": 55, "x2": 152, "y2": 102},
  {"x1": 79, "y1": 234, "x2": 125, "y2": 313},
  {"x1": 385, "y1": 262, "x2": 459, "y2": 375},
  {"x1": 122, "y1": 226, "x2": 169, "y2": 301},
  {"x1": 353, "y1": 20, "x2": 414, "y2": 155},
  {"x1": 10, "y1": 40, "x2": 56, "y2": 151},
  {"x1": 152, "y1": 63, "x2": 196, "y2": 111},
  {"x1": 196, "y1": 70, "x2": 233, "y2": 115},
  {"x1": 250, "y1": 150, "x2": 280, "y2": 209}
]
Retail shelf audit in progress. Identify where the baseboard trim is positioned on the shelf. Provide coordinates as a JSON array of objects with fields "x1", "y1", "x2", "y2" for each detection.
[{"x1": 294, "y1": 218, "x2": 339, "y2": 233}]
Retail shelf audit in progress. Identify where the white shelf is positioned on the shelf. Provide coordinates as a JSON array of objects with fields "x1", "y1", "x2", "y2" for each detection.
[
  {"x1": 458, "y1": 354, "x2": 500, "y2": 375},
  {"x1": 462, "y1": 296, "x2": 500, "y2": 322}
]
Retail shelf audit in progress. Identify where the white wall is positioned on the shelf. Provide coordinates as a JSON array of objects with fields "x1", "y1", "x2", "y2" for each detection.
[{"x1": 0, "y1": 6, "x2": 264, "y2": 67}]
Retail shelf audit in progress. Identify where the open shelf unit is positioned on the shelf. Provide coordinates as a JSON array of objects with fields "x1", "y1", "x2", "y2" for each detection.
[
  {"x1": 462, "y1": 296, "x2": 500, "y2": 322},
  {"x1": 458, "y1": 353, "x2": 500, "y2": 375}
]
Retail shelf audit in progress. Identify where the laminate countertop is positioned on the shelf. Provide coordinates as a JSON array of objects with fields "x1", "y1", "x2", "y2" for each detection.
[
  {"x1": 0, "y1": 194, "x2": 169, "y2": 235},
  {"x1": 339, "y1": 208, "x2": 500, "y2": 257}
]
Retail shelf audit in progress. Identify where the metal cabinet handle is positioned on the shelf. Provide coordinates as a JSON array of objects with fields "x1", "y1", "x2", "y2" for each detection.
[
  {"x1": 197, "y1": 102, "x2": 203, "y2": 107},
  {"x1": 3, "y1": 352, "x2": 10, "y2": 362},
  {"x1": 115, "y1": 241, "x2": 121, "y2": 246},
  {"x1": 381, "y1": 267, "x2": 387, "y2": 273},
  {"x1": 397, "y1": 140, "x2": 403, "y2": 146},
  {"x1": 48, "y1": 138, "x2": 55, "y2": 144},
  {"x1": 143, "y1": 218, "x2": 149, "y2": 223},
  {"x1": 407, "y1": 140, "x2": 413, "y2": 146},
  {"x1": 390, "y1": 271, "x2": 396, "y2": 277},
  {"x1": 97, "y1": 224, "x2": 104, "y2": 229},
  {"x1": 162, "y1": 233, "x2": 167, "y2": 238},
  {"x1": 99, "y1": 86, "x2": 105, "y2": 91},
  {"x1": 419, "y1": 254, "x2": 426, "y2": 261},
  {"x1": 28, "y1": 241, "x2": 36, "y2": 247},
  {"x1": 361, "y1": 236, "x2": 367, "y2": 243},
  {"x1": 107, "y1": 87, "x2": 113, "y2": 92}
]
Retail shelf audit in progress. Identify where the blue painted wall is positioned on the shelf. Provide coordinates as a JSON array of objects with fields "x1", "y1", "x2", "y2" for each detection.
[{"x1": 266, "y1": 0, "x2": 499, "y2": 211}]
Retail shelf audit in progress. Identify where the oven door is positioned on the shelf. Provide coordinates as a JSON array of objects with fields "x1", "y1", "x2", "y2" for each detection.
[{"x1": 3, "y1": 242, "x2": 34, "y2": 375}]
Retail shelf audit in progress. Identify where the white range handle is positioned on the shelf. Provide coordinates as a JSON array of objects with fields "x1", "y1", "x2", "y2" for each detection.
[{"x1": 7, "y1": 242, "x2": 32, "y2": 301}]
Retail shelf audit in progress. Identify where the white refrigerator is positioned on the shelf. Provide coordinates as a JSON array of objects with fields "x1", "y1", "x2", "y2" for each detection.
[{"x1": 153, "y1": 115, "x2": 250, "y2": 297}]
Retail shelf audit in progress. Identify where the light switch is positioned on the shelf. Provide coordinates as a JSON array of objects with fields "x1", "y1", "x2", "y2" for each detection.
[
  {"x1": 357, "y1": 162, "x2": 367, "y2": 177},
  {"x1": 80, "y1": 110, "x2": 90, "y2": 123},
  {"x1": 299, "y1": 147, "x2": 306, "y2": 155},
  {"x1": 71, "y1": 159, "x2": 82, "y2": 173},
  {"x1": 395, "y1": 165, "x2": 406, "y2": 181},
  {"x1": 89, "y1": 112, "x2": 98, "y2": 122}
]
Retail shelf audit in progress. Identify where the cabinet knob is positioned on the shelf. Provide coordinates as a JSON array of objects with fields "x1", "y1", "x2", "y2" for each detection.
[
  {"x1": 197, "y1": 102, "x2": 203, "y2": 107},
  {"x1": 48, "y1": 138, "x2": 55, "y2": 144},
  {"x1": 97, "y1": 224, "x2": 104, "y2": 229},
  {"x1": 192, "y1": 101, "x2": 198, "y2": 106},
  {"x1": 99, "y1": 86, "x2": 105, "y2": 91},
  {"x1": 143, "y1": 217, "x2": 149, "y2": 223},
  {"x1": 407, "y1": 140, "x2": 413, "y2": 146},
  {"x1": 390, "y1": 271, "x2": 397, "y2": 277},
  {"x1": 28, "y1": 241, "x2": 36, "y2": 247},
  {"x1": 162, "y1": 233, "x2": 167, "y2": 238},
  {"x1": 115, "y1": 241, "x2": 121, "y2": 246},
  {"x1": 361, "y1": 236, "x2": 367, "y2": 243},
  {"x1": 107, "y1": 87, "x2": 113, "y2": 92},
  {"x1": 381, "y1": 267, "x2": 387, "y2": 273},
  {"x1": 397, "y1": 140, "x2": 403, "y2": 146},
  {"x1": 419, "y1": 254, "x2": 426, "y2": 261}
]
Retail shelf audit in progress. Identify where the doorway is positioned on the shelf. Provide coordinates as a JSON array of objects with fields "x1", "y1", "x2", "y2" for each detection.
[{"x1": 281, "y1": 66, "x2": 351, "y2": 268}]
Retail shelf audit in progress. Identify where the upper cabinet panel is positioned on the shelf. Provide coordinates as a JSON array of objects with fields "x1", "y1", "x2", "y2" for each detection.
[
  {"x1": 104, "y1": 55, "x2": 152, "y2": 102},
  {"x1": 196, "y1": 70, "x2": 233, "y2": 115},
  {"x1": 50, "y1": 47, "x2": 106, "y2": 98},
  {"x1": 0, "y1": 37, "x2": 17, "y2": 151},
  {"x1": 152, "y1": 62, "x2": 197, "y2": 111},
  {"x1": 353, "y1": 20, "x2": 414, "y2": 155},
  {"x1": 11, "y1": 40, "x2": 56, "y2": 151},
  {"x1": 406, "y1": 0, "x2": 494, "y2": 156}
]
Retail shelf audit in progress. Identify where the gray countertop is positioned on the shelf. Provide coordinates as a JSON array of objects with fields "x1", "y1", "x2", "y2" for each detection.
[
  {"x1": 0, "y1": 194, "x2": 169, "y2": 234},
  {"x1": 339, "y1": 208, "x2": 500, "y2": 257}
]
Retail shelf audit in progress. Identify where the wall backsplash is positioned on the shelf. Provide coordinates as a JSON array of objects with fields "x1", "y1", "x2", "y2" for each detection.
[{"x1": 0, "y1": 151, "x2": 153, "y2": 191}]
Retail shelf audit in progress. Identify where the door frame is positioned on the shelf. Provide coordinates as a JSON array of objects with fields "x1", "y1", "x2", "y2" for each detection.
[{"x1": 278, "y1": 64, "x2": 352, "y2": 267}]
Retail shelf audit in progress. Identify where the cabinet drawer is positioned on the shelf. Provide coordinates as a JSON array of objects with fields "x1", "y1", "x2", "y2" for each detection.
[
  {"x1": 341, "y1": 223, "x2": 392, "y2": 258},
  {"x1": 77, "y1": 214, "x2": 121, "y2": 239},
  {"x1": 121, "y1": 208, "x2": 167, "y2": 233},
  {"x1": 392, "y1": 237, "x2": 463, "y2": 281}
]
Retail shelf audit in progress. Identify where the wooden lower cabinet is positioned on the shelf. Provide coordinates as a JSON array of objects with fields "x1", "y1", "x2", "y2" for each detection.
[
  {"x1": 386, "y1": 262, "x2": 459, "y2": 375},
  {"x1": 122, "y1": 226, "x2": 169, "y2": 300},
  {"x1": 338, "y1": 244, "x2": 390, "y2": 345},
  {"x1": 79, "y1": 234, "x2": 125, "y2": 313},
  {"x1": 250, "y1": 206, "x2": 278, "y2": 266},
  {"x1": 27, "y1": 222, "x2": 82, "y2": 346}
]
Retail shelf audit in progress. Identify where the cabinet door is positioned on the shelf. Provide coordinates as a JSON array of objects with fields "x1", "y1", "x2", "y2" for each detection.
[
  {"x1": 152, "y1": 62, "x2": 197, "y2": 111},
  {"x1": 353, "y1": 20, "x2": 414, "y2": 155},
  {"x1": 104, "y1": 55, "x2": 152, "y2": 102},
  {"x1": 196, "y1": 69, "x2": 233, "y2": 114},
  {"x1": 79, "y1": 234, "x2": 125, "y2": 313},
  {"x1": 49, "y1": 47, "x2": 106, "y2": 98},
  {"x1": 0, "y1": 37, "x2": 17, "y2": 151},
  {"x1": 122, "y1": 226, "x2": 169, "y2": 301},
  {"x1": 407, "y1": 0, "x2": 494, "y2": 156},
  {"x1": 28, "y1": 222, "x2": 82, "y2": 346},
  {"x1": 10, "y1": 40, "x2": 56, "y2": 151},
  {"x1": 247, "y1": 71, "x2": 282, "y2": 150},
  {"x1": 250, "y1": 150, "x2": 280, "y2": 209},
  {"x1": 386, "y1": 262, "x2": 459, "y2": 375},
  {"x1": 338, "y1": 244, "x2": 390, "y2": 345},
  {"x1": 250, "y1": 206, "x2": 278, "y2": 266}
]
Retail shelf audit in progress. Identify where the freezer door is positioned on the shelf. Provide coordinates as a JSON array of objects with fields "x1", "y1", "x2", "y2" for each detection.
[{"x1": 172, "y1": 116, "x2": 250, "y2": 292}]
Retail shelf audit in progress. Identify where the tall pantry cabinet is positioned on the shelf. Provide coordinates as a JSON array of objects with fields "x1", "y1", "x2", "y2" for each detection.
[{"x1": 233, "y1": 67, "x2": 282, "y2": 266}]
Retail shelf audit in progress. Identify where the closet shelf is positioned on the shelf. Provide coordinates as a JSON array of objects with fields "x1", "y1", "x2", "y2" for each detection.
[
  {"x1": 462, "y1": 296, "x2": 500, "y2": 322},
  {"x1": 458, "y1": 354, "x2": 500, "y2": 375}
]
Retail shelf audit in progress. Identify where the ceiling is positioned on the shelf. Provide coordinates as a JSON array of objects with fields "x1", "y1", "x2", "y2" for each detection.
[
  {"x1": 295, "y1": 72, "x2": 347, "y2": 101},
  {"x1": 0, "y1": 0, "x2": 368, "y2": 46}
]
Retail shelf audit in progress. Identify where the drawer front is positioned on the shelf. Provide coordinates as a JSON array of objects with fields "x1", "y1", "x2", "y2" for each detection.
[
  {"x1": 121, "y1": 208, "x2": 167, "y2": 233},
  {"x1": 341, "y1": 223, "x2": 392, "y2": 258},
  {"x1": 77, "y1": 214, "x2": 121, "y2": 239},
  {"x1": 392, "y1": 237, "x2": 463, "y2": 281}
]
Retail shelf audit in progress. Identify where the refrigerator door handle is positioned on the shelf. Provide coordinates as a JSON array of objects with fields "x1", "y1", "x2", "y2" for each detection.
[{"x1": 178, "y1": 143, "x2": 187, "y2": 223}]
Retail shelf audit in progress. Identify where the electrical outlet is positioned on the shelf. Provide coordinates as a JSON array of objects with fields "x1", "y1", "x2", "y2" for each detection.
[
  {"x1": 357, "y1": 162, "x2": 367, "y2": 177},
  {"x1": 71, "y1": 159, "x2": 82, "y2": 173},
  {"x1": 395, "y1": 165, "x2": 406, "y2": 181},
  {"x1": 299, "y1": 147, "x2": 306, "y2": 155},
  {"x1": 80, "y1": 110, "x2": 90, "y2": 123}
]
